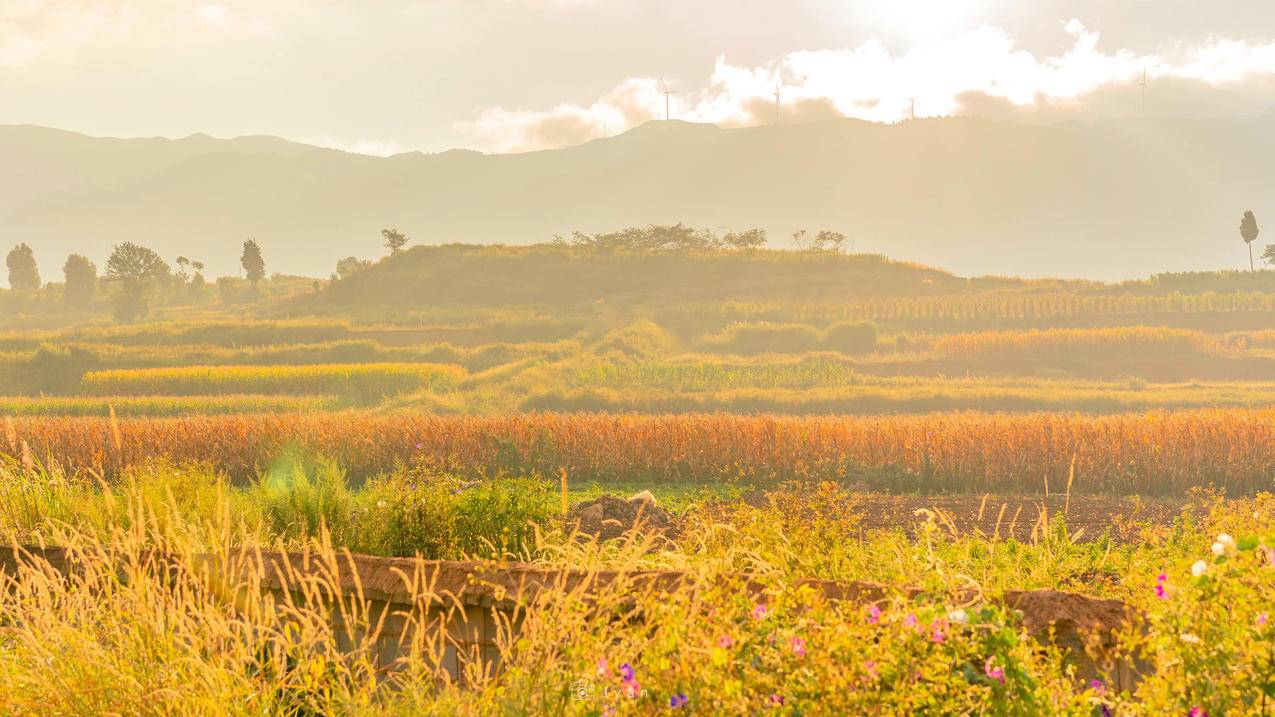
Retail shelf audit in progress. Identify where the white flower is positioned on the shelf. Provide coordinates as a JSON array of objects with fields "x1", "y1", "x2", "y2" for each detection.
[
  {"x1": 1216, "y1": 533, "x2": 1234, "y2": 547},
  {"x1": 1179, "y1": 632, "x2": 1201, "y2": 644},
  {"x1": 1212, "y1": 542, "x2": 1227, "y2": 556},
  {"x1": 1191, "y1": 560, "x2": 1208, "y2": 577},
  {"x1": 946, "y1": 609, "x2": 969, "y2": 624}
]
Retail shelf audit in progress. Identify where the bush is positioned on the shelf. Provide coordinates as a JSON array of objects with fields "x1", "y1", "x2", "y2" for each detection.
[
  {"x1": 356, "y1": 474, "x2": 555, "y2": 559},
  {"x1": 252, "y1": 456, "x2": 353, "y2": 543},
  {"x1": 704, "y1": 323, "x2": 822, "y2": 355},
  {"x1": 822, "y1": 321, "x2": 878, "y2": 355}
]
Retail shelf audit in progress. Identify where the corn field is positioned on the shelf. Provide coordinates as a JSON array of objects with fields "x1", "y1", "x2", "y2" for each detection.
[
  {"x1": 6, "y1": 410, "x2": 1274, "y2": 495},
  {"x1": 79, "y1": 363, "x2": 464, "y2": 398}
]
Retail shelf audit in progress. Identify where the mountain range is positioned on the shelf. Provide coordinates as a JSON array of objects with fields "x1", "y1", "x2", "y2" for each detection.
[{"x1": 3, "y1": 113, "x2": 1274, "y2": 283}]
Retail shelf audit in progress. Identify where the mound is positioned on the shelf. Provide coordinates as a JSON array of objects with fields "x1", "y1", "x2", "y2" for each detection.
[{"x1": 567, "y1": 493, "x2": 677, "y2": 541}]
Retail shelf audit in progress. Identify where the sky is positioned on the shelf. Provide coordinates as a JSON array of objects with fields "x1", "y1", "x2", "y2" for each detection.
[{"x1": 3, "y1": 0, "x2": 1275, "y2": 154}]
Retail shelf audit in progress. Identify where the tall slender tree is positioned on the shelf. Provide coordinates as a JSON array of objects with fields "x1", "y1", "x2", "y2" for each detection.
[
  {"x1": 1240, "y1": 210, "x2": 1260, "y2": 271},
  {"x1": 241, "y1": 239, "x2": 266, "y2": 287},
  {"x1": 6, "y1": 243, "x2": 40, "y2": 291}
]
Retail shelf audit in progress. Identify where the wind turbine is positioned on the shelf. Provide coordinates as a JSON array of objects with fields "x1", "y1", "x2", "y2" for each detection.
[
  {"x1": 773, "y1": 82, "x2": 782, "y2": 124},
  {"x1": 659, "y1": 78, "x2": 679, "y2": 121},
  {"x1": 1139, "y1": 68, "x2": 1148, "y2": 116}
]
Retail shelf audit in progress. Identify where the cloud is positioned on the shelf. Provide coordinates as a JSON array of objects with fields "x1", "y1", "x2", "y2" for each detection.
[{"x1": 459, "y1": 20, "x2": 1275, "y2": 152}]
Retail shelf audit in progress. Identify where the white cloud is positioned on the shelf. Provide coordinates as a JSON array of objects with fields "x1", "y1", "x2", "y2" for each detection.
[{"x1": 459, "y1": 20, "x2": 1275, "y2": 152}]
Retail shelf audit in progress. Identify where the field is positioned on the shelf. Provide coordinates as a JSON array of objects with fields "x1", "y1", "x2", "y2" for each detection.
[{"x1": 1, "y1": 245, "x2": 1273, "y2": 714}]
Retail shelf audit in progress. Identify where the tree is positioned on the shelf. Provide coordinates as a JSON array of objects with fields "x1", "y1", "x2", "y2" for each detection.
[
  {"x1": 105, "y1": 242, "x2": 169, "y2": 322},
  {"x1": 241, "y1": 239, "x2": 266, "y2": 287},
  {"x1": 791, "y1": 229, "x2": 811, "y2": 251},
  {"x1": 6, "y1": 243, "x2": 40, "y2": 291},
  {"x1": 62, "y1": 254, "x2": 98, "y2": 308},
  {"x1": 721, "y1": 228, "x2": 767, "y2": 250},
  {"x1": 382, "y1": 228, "x2": 409, "y2": 254},
  {"x1": 1263, "y1": 243, "x2": 1275, "y2": 267},
  {"x1": 813, "y1": 230, "x2": 848, "y2": 253},
  {"x1": 1240, "y1": 210, "x2": 1260, "y2": 271},
  {"x1": 335, "y1": 256, "x2": 371, "y2": 280}
]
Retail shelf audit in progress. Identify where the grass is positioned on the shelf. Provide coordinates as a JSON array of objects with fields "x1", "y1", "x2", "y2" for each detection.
[
  {"x1": 0, "y1": 456, "x2": 1270, "y2": 714},
  {"x1": 0, "y1": 394, "x2": 343, "y2": 416}
]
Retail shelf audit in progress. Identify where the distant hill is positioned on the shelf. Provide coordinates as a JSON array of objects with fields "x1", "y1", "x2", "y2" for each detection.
[
  {"x1": 3, "y1": 114, "x2": 1274, "y2": 282},
  {"x1": 310, "y1": 244, "x2": 1022, "y2": 312}
]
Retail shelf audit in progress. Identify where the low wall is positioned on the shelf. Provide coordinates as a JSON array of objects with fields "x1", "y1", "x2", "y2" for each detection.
[{"x1": 0, "y1": 546, "x2": 1142, "y2": 688}]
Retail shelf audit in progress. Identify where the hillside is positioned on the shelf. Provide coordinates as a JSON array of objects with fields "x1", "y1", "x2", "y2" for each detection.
[{"x1": 5, "y1": 114, "x2": 1275, "y2": 281}]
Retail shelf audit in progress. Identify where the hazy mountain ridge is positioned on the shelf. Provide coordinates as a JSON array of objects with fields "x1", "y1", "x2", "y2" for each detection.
[{"x1": 3, "y1": 115, "x2": 1273, "y2": 282}]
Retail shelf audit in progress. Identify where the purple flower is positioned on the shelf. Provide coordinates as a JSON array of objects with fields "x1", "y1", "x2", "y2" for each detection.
[
  {"x1": 619, "y1": 663, "x2": 636, "y2": 682},
  {"x1": 1089, "y1": 679, "x2": 1105, "y2": 695},
  {"x1": 790, "y1": 636, "x2": 806, "y2": 657},
  {"x1": 669, "y1": 693, "x2": 689, "y2": 708},
  {"x1": 867, "y1": 604, "x2": 882, "y2": 625}
]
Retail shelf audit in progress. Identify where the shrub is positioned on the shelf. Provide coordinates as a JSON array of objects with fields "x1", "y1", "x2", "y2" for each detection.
[
  {"x1": 822, "y1": 321, "x2": 878, "y2": 354},
  {"x1": 703, "y1": 323, "x2": 822, "y2": 355}
]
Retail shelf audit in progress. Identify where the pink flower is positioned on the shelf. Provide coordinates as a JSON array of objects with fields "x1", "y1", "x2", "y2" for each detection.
[
  {"x1": 717, "y1": 635, "x2": 734, "y2": 649},
  {"x1": 753, "y1": 603, "x2": 769, "y2": 621},
  {"x1": 983, "y1": 657, "x2": 1005, "y2": 684},
  {"x1": 622, "y1": 681, "x2": 641, "y2": 698},
  {"x1": 602, "y1": 707, "x2": 616, "y2": 717},
  {"x1": 790, "y1": 636, "x2": 806, "y2": 657},
  {"x1": 1089, "y1": 679, "x2": 1105, "y2": 695},
  {"x1": 768, "y1": 694, "x2": 785, "y2": 707},
  {"x1": 1257, "y1": 612, "x2": 1269, "y2": 628},
  {"x1": 596, "y1": 658, "x2": 610, "y2": 678},
  {"x1": 930, "y1": 619, "x2": 947, "y2": 644},
  {"x1": 864, "y1": 660, "x2": 878, "y2": 680},
  {"x1": 1155, "y1": 572, "x2": 1168, "y2": 599},
  {"x1": 903, "y1": 613, "x2": 919, "y2": 631},
  {"x1": 867, "y1": 604, "x2": 882, "y2": 625},
  {"x1": 1188, "y1": 708, "x2": 1209, "y2": 717}
]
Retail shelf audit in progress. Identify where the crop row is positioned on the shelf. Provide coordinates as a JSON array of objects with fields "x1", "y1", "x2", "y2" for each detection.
[
  {"x1": 0, "y1": 394, "x2": 340, "y2": 417},
  {"x1": 78, "y1": 363, "x2": 464, "y2": 399},
  {"x1": 6, "y1": 410, "x2": 1274, "y2": 495}
]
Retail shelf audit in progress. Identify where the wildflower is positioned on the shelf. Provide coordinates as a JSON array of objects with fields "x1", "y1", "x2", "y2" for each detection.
[
  {"x1": 1188, "y1": 708, "x2": 1209, "y2": 717},
  {"x1": 946, "y1": 608, "x2": 969, "y2": 624},
  {"x1": 983, "y1": 657, "x2": 1005, "y2": 684},
  {"x1": 790, "y1": 636, "x2": 806, "y2": 657},
  {"x1": 669, "y1": 693, "x2": 689, "y2": 709},
  {"x1": 1179, "y1": 632, "x2": 1201, "y2": 645},
  {"x1": 602, "y1": 707, "x2": 616, "y2": 717},
  {"x1": 930, "y1": 619, "x2": 947, "y2": 644},
  {"x1": 597, "y1": 658, "x2": 611, "y2": 678},
  {"x1": 1088, "y1": 679, "x2": 1105, "y2": 695},
  {"x1": 619, "y1": 663, "x2": 636, "y2": 682},
  {"x1": 864, "y1": 660, "x2": 878, "y2": 680},
  {"x1": 867, "y1": 604, "x2": 882, "y2": 624},
  {"x1": 769, "y1": 694, "x2": 785, "y2": 707},
  {"x1": 1216, "y1": 533, "x2": 1235, "y2": 548},
  {"x1": 903, "y1": 613, "x2": 919, "y2": 631},
  {"x1": 623, "y1": 681, "x2": 642, "y2": 699},
  {"x1": 717, "y1": 635, "x2": 734, "y2": 649},
  {"x1": 1257, "y1": 612, "x2": 1269, "y2": 628},
  {"x1": 1191, "y1": 560, "x2": 1208, "y2": 577},
  {"x1": 1155, "y1": 572, "x2": 1168, "y2": 599},
  {"x1": 752, "y1": 603, "x2": 769, "y2": 621},
  {"x1": 1211, "y1": 541, "x2": 1226, "y2": 556}
]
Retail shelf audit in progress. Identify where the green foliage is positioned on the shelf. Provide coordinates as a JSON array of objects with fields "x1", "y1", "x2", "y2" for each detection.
[
  {"x1": 381, "y1": 228, "x2": 409, "y2": 254},
  {"x1": 822, "y1": 321, "x2": 878, "y2": 354},
  {"x1": 702, "y1": 322, "x2": 823, "y2": 355},
  {"x1": 252, "y1": 455, "x2": 353, "y2": 543},
  {"x1": 240, "y1": 239, "x2": 266, "y2": 287},
  {"x1": 356, "y1": 474, "x2": 555, "y2": 559},
  {"x1": 105, "y1": 242, "x2": 170, "y2": 323},
  {"x1": 62, "y1": 254, "x2": 97, "y2": 308},
  {"x1": 5, "y1": 243, "x2": 40, "y2": 292}
]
